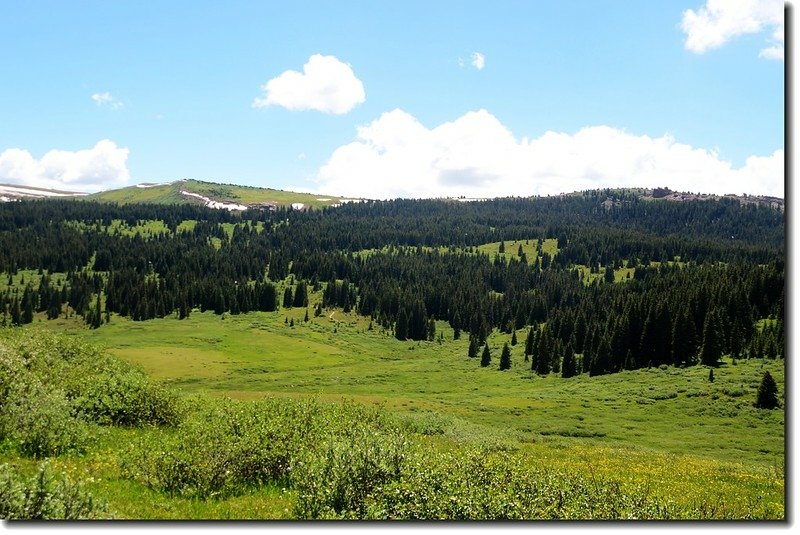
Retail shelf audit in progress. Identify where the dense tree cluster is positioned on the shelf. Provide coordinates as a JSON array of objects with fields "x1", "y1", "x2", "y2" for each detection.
[{"x1": 0, "y1": 191, "x2": 784, "y2": 378}]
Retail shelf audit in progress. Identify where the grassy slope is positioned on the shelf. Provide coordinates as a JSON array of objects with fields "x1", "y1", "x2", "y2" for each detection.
[{"x1": 88, "y1": 180, "x2": 347, "y2": 209}]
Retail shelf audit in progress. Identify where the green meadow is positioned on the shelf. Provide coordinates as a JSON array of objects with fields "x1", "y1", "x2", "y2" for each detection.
[
  {"x1": 73, "y1": 309, "x2": 783, "y2": 468},
  {"x1": 10, "y1": 304, "x2": 781, "y2": 519}
]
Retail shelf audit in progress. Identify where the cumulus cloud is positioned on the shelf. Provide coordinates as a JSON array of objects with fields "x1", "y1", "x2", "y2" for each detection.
[
  {"x1": 681, "y1": 0, "x2": 784, "y2": 59},
  {"x1": 0, "y1": 140, "x2": 130, "y2": 192},
  {"x1": 314, "y1": 109, "x2": 783, "y2": 199},
  {"x1": 253, "y1": 54, "x2": 365, "y2": 114},
  {"x1": 471, "y1": 52, "x2": 486, "y2": 70},
  {"x1": 91, "y1": 92, "x2": 124, "y2": 109}
]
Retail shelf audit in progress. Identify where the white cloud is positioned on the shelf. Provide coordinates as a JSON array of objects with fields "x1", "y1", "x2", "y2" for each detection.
[
  {"x1": 759, "y1": 45, "x2": 784, "y2": 60},
  {"x1": 681, "y1": 0, "x2": 784, "y2": 59},
  {"x1": 314, "y1": 109, "x2": 783, "y2": 200},
  {"x1": 91, "y1": 92, "x2": 124, "y2": 109},
  {"x1": 471, "y1": 52, "x2": 486, "y2": 70},
  {"x1": 0, "y1": 140, "x2": 130, "y2": 192},
  {"x1": 253, "y1": 54, "x2": 365, "y2": 114}
]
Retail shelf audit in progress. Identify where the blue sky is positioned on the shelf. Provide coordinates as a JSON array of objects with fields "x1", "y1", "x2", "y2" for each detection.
[{"x1": 0, "y1": 0, "x2": 785, "y2": 198}]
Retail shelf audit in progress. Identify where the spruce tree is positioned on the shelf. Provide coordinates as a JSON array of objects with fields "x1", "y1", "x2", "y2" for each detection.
[
  {"x1": 468, "y1": 336, "x2": 478, "y2": 359},
  {"x1": 395, "y1": 308, "x2": 409, "y2": 341},
  {"x1": 283, "y1": 286, "x2": 293, "y2": 309},
  {"x1": 535, "y1": 326, "x2": 552, "y2": 375},
  {"x1": 511, "y1": 330, "x2": 518, "y2": 346},
  {"x1": 590, "y1": 336, "x2": 612, "y2": 377},
  {"x1": 699, "y1": 309, "x2": 723, "y2": 366},
  {"x1": 561, "y1": 342, "x2": 576, "y2": 378},
  {"x1": 604, "y1": 265, "x2": 615, "y2": 283},
  {"x1": 481, "y1": 343, "x2": 491, "y2": 367},
  {"x1": 524, "y1": 327, "x2": 536, "y2": 360},
  {"x1": 293, "y1": 281, "x2": 309, "y2": 308},
  {"x1": 21, "y1": 286, "x2": 34, "y2": 324},
  {"x1": 499, "y1": 343, "x2": 511, "y2": 370},
  {"x1": 671, "y1": 308, "x2": 697, "y2": 367},
  {"x1": 755, "y1": 371, "x2": 779, "y2": 409}
]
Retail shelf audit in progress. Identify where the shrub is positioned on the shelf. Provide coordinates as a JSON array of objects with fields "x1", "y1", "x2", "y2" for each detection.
[
  {"x1": 0, "y1": 329, "x2": 182, "y2": 458},
  {"x1": 292, "y1": 427, "x2": 408, "y2": 519},
  {"x1": 0, "y1": 462, "x2": 107, "y2": 519},
  {"x1": 0, "y1": 378, "x2": 90, "y2": 457},
  {"x1": 123, "y1": 397, "x2": 406, "y2": 501},
  {"x1": 70, "y1": 367, "x2": 182, "y2": 427}
]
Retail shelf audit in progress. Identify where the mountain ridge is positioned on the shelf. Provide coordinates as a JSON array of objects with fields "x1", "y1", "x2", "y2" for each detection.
[{"x1": 0, "y1": 179, "x2": 784, "y2": 211}]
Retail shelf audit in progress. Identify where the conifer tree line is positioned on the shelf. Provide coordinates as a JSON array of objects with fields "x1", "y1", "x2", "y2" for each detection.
[{"x1": 0, "y1": 192, "x2": 784, "y2": 378}]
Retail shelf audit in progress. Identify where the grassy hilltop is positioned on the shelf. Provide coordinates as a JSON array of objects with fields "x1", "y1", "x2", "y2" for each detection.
[{"x1": 88, "y1": 179, "x2": 348, "y2": 209}]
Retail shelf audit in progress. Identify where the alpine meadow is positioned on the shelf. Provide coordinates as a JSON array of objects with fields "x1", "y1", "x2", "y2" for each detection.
[{"x1": 0, "y1": 0, "x2": 786, "y2": 524}]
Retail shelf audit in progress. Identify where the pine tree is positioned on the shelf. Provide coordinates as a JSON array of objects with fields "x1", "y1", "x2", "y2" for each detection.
[
  {"x1": 427, "y1": 318, "x2": 436, "y2": 341},
  {"x1": 468, "y1": 336, "x2": 478, "y2": 359},
  {"x1": 90, "y1": 293, "x2": 102, "y2": 329},
  {"x1": 511, "y1": 330, "x2": 518, "y2": 346},
  {"x1": 409, "y1": 300, "x2": 428, "y2": 341},
  {"x1": 604, "y1": 265, "x2": 615, "y2": 283},
  {"x1": 21, "y1": 286, "x2": 34, "y2": 324},
  {"x1": 671, "y1": 307, "x2": 697, "y2": 367},
  {"x1": 283, "y1": 286, "x2": 293, "y2": 308},
  {"x1": 499, "y1": 343, "x2": 511, "y2": 370},
  {"x1": 524, "y1": 327, "x2": 536, "y2": 360},
  {"x1": 293, "y1": 281, "x2": 309, "y2": 308},
  {"x1": 535, "y1": 326, "x2": 552, "y2": 375},
  {"x1": 755, "y1": 371, "x2": 779, "y2": 409},
  {"x1": 561, "y1": 342, "x2": 577, "y2": 378},
  {"x1": 395, "y1": 308, "x2": 409, "y2": 341},
  {"x1": 498, "y1": 241, "x2": 505, "y2": 254},
  {"x1": 699, "y1": 309, "x2": 723, "y2": 367},
  {"x1": 590, "y1": 336, "x2": 612, "y2": 377},
  {"x1": 10, "y1": 298, "x2": 21, "y2": 326},
  {"x1": 481, "y1": 343, "x2": 491, "y2": 367},
  {"x1": 304, "y1": 309, "x2": 309, "y2": 322}
]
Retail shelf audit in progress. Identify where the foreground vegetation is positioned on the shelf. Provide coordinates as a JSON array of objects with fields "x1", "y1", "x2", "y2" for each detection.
[{"x1": 0, "y1": 325, "x2": 784, "y2": 520}]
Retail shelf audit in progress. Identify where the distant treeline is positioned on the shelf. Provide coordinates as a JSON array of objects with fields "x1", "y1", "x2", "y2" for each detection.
[{"x1": 0, "y1": 190, "x2": 784, "y2": 377}]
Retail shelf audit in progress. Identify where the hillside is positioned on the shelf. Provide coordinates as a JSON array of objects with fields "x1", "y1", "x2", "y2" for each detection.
[
  {"x1": 0, "y1": 183, "x2": 87, "y2": 201},
  {"x1": 87, "y1": 179, "x2": 353, "y2": 210}
]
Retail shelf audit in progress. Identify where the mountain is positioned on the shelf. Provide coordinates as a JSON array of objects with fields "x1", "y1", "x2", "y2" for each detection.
[
  {"x1": 3, "y1": 180, "x2": 783, "y2": 212},
  {"x1": 0, "y1": 183, "x2": 87, "y2": 201}
]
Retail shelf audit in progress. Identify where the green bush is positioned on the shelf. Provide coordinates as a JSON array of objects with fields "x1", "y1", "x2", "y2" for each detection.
[
  {"x1": 122, "y1": 397, "x2": 405, "y2": 501},
  {"x1": 70, "y1": 367, "x2": 182, "y2": 427},
  {"x1": 355, "y1": 447, "x2": 682, "y2": 520},
  {"x1": 0, "y1": 329, "x2": 181, "y2": 459},
  {"x1": 0, "y1": 462, "x2": 107, "y2": 519},
  {"x1": 292, "y1": 427, "x2": 408, "y2": 519},
  {"x1": 1, "y1": 378, "x2": 90, "y2": 457}
]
